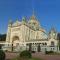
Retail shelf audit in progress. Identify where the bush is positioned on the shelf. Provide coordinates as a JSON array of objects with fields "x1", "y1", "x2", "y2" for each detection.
[
  {"x1": 20, "y1": 50, "x2": 32, "y2": 58},
  {"x1": 0, "y1": 50, "x2": 5, "y2": 60},
  {"x1": 45, "y1": 51, "x2": 54, "y2": 54},
  {"x1": 31, "y1": 51, "x2": 35, "y2": 53}
]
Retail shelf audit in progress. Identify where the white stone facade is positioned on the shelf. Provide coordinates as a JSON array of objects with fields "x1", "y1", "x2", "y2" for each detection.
[{"x1": 4, "y1": 14, "x2": 59, "y2": 52}]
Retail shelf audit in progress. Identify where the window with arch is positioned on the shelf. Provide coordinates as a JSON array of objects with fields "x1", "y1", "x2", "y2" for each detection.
[
  {"x1": 45, "y1": 43, "x2": 47, "y2": 46},
  {"x1": 51, "y1": 41, "x2": 55, "y2": 47},
  {"x1": 13, "y1": 36, "x2": 19, "y2": 40},
  {"x1": 12, "y1": 36, "x2": 19, "y2": 42}
]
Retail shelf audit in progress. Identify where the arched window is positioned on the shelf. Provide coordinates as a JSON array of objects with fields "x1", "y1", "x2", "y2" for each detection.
[
  {"x1": 13, "y1": 36, "x2": 19, "y2": 40},
  {"x1": 42, "y1": 43, "x2": 44, "y2": 45},
  {"x1": 12, "y1": 36, "x2": 19, "y2": 43},
  {"x1": 45, "y1": 43, "x2": 47, "y2": 46},
  {"x1": 51, "y1": 41, "x2": 55, "y2": 47}
]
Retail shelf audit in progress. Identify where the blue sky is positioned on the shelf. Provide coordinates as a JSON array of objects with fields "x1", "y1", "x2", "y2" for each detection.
[{"x1": 0, "y1": 0, "x2": 60, "y2": 34}]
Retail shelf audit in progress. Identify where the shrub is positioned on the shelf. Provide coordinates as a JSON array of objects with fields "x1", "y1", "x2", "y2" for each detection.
[
  {"x1": 0, "y1": 50, "x2": 5, "y2": 60},
  {"x1": 31, "y1": 51, "x2": 35, "y2": 53},
  {"x1": 45, "y1": 51, "x2": 54, "y2": 54},
  {"x1": 20, "y1": 50, "x2": 32, "y2": 58}
]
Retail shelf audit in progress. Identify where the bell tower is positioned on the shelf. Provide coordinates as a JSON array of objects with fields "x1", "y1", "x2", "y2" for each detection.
[{"x1": 48, "y1": 27, "x2": 57, "y2": 39}]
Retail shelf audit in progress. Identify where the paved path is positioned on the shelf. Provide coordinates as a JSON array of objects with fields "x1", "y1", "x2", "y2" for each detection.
[
  {"x1": 32, "y1": 52, "x2": 60, "y2": 60},
  {"x1": 5, "y1": 52, "x2": 60, "y2": 60},
  {"x1": 5, "y1": 52, "x2": 19, "y2": 60}
]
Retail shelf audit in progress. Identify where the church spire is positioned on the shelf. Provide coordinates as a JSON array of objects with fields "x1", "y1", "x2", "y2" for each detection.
[
  {"x1": 32, "y1": 8, "x2": 35, "y2": 16},
  {"x1": 30, "y1": 9, "x2": 36, "y2": 20}
]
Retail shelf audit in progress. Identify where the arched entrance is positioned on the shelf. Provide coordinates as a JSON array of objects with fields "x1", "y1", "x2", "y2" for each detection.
[
  {"x1": 12, "y1": 36, "x2": 20, "y2": 51},
  {"x1": 37, "y1": 43, "x2": 41, "y2": 52}
]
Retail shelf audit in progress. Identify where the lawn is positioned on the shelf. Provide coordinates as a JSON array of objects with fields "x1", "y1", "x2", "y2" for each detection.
[{"x1": 11, "y1": 57, "x2": 42, "y2": 60}]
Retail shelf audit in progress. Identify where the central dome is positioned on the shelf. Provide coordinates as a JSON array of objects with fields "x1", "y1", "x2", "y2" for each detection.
[
  {"x1": 28, "y1": 14, "x2": 40, "y2": 30},
  {"x1": 29, "y1": 14, "x2": 39, "y2": 24}
]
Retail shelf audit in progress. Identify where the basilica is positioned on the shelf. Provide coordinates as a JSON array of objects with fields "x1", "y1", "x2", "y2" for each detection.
[{"x1": 3, "y1": 13, "x2": 59, "y2": 52}]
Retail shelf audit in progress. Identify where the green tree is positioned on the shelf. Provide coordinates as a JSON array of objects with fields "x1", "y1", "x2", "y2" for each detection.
[
  {"x1": 0, "y1": 34, "x2": 6, "y2": 41},
  {"x1": 20, "y1": 50, "x2": 32, "y2": 59},
  {"x1": 0, "y1": 50, "x2": 5, "y2": 60}
]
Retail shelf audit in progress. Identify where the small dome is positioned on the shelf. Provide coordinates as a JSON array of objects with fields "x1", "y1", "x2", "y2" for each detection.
[{"x1": 22, "y1": 17, "x2": 27, "y2": 24}]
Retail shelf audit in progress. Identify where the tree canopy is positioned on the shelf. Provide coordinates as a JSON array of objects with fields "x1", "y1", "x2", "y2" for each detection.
[{"x1": 0, "y1": 34, "x2": 6, "y2": 41}]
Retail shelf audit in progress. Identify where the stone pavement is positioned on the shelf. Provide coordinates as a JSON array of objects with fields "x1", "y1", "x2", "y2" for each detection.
[
  {"x1": 32, "y1": 52, "x2": 60, "y2": 60},
  {"x1": 5, "y1": 52, "x2": 60, "y2": 60}
]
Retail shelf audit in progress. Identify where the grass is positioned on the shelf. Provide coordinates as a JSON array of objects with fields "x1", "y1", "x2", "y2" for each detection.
[
  {"x1": 11, "y1": 57, "x2": 42, "y2": 60},
  {"x1": 29, "y1": 58, "x2": 42, "y2": 60}
]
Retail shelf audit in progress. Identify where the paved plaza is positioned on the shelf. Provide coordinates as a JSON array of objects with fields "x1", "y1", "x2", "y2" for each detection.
[{"x1": 5, "y1": 52, "x2": 60, "y2": 60}]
